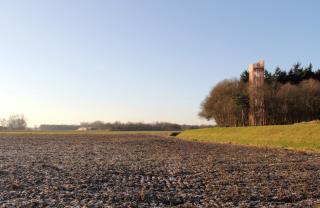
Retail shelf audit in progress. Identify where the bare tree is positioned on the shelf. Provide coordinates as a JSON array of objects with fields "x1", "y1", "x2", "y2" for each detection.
[
  {"x1": 7, "y1": 114, "x2": 27, "y2": 130},
  {"x1": 0, "y1": 118, "x2": 7, "y2": 130},
  {"x1": 199, "y1": 79, "x2": 249, "y2": 127},
  {"x1": 0, "y1": 119, "x2": 6, "y2": 127}
]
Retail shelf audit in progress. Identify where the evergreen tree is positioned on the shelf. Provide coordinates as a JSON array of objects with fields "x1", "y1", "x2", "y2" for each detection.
[
  {"x1": 240, "y1": 70, "x2": 249, "y2": 83},
  {"x1": 272, "y1": 67, "x2": 287, "y2": 84}
]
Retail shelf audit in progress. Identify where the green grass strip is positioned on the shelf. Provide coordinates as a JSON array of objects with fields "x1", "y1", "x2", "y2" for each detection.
[{"x1": 177, "y1": 124, "x2": 320, "y2": 152}]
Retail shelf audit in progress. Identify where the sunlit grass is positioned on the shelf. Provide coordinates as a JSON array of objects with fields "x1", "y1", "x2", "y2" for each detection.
[{"x1": 177, "y1": 124, "x2": 320, "y2": 152}]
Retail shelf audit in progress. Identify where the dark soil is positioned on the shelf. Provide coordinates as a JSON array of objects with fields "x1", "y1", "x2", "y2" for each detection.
[{"x1": 0, "y1": 134, "x2": 319, "y2": 207}]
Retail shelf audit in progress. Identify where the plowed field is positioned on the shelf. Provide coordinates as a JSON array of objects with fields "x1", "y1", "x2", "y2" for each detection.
[{"x1": 0, "y1": 134, "x2": 319, "y2": 207}]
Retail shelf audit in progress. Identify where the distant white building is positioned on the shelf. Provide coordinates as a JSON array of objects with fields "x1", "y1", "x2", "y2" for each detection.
[
  {"x1": 77, "y1": 127, "x2": 89, "y2": 131},
  {"x1": 77, "y1": 127, "x2": 97, "y2": 131}
]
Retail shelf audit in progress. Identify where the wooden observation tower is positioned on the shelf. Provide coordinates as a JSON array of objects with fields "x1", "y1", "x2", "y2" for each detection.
[{"x1": 249, "y1": 60, "x2": 265, "y2": 126}]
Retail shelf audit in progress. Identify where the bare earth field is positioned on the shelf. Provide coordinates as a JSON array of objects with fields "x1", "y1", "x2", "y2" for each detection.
[{"x1": 0, "y1": 134, "x2": 319, "y2": 207}]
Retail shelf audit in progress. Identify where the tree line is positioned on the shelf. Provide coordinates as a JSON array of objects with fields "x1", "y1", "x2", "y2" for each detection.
[
  {"x1": 199, "y1": 63, "x2": 320, "y2": 126},
  {"x1": 39, "y1": 121, "x2": 211, "y2": 131}
]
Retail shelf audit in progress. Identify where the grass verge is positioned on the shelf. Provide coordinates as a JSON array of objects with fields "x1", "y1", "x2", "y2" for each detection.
[{"x1": 177, "y1": 124, "x2": 320, "y2": 152}]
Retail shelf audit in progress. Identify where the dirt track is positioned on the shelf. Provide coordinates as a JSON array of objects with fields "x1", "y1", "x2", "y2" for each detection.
[{"x1": 0, "y1": 134, "x2": 319, "y2": 207}]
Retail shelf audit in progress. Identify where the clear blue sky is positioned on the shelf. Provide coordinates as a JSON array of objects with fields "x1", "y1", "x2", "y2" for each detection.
[{"x1": 1, "y1": 0, "x2": 319, "y2": 126}]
